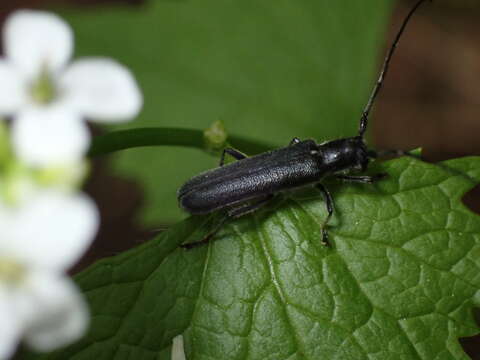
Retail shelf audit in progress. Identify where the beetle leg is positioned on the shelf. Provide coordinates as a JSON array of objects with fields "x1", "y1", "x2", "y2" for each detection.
[
  {"x1": 180, "y1": 216, "x2": 230, "y2": 250},
  {"x1": 227, "y1": 194, "x2": 274, "y2": 218},
  {"x1": 181, "y1": 195, "x2": 274, "y2": 250},
  {"x1": 219, "y1": 148, "x2": 247, "y2": 166},
  {"x1": 315, "y1": 183, "x2": 333, "y2": 246},
  {"x1": 336, "y1": 174, "x2": 387, "y2": 184},
  {"x1": 181, "y1": 216, "x2": 230, "y2": 250},
  {"x1": 289, "y1": 137, "x2": 301, "y2": 146}
]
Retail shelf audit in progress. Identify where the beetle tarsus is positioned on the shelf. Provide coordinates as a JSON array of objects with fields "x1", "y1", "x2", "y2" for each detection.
[
  {"x1": 181, "y1": 217, "x2": 229, "y2": 250},
  {"x1": 181, "y1": 226, "x2": 222, "y2": 250},
  {"x1": 180, "y1": 237, "x2": 210, "y2": 250},
  {"x1": 316, "y1": 183, "x2": 334, "y2": 246},
  {"x1": 321, "y1": 229, "x2": 330, "y2": 247}
]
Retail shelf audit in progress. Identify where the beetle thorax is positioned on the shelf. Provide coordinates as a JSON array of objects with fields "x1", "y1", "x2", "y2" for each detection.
[{"x1": 316, "y1": 136, "x2": 369, "y2": 174}]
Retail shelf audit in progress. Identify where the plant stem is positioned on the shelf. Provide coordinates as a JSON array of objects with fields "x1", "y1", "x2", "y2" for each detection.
[{"x1": 88, "y1": 127, "x2": 273, "y2": 157}]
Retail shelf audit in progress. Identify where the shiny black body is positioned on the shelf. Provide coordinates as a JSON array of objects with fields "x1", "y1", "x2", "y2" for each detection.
[{"x1": 178, "y1": 137, "x2": 368, "y2": 214}]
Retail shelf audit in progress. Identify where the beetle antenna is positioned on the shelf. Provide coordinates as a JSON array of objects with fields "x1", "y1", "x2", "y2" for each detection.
[{"x1": 358, "y1": 0, "x2": 430, "y2": 138}]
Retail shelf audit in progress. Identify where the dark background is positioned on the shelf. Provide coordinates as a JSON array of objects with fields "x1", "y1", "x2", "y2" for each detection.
[{"x1": 1, "y1": 0, "x2": 479, "y2": 358}]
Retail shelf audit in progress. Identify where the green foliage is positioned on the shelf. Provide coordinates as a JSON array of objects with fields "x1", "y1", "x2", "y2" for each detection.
[
  {"x1": 58, "y1": 0, "x2": 391, "y2": 223},
  {"x1": 28, "y1": 156, "x2": 480, "y2": 359}
]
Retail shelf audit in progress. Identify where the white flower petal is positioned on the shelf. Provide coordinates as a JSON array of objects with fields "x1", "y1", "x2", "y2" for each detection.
[
  {"x1": 4, "y1": 10, "x2": 73, "y2": 78},
  {"x1": 60, "y1": 58, "x2": 143, "y2": 122},
  {"x1": 11, "y1": 106, "x2": 90, "y2": 167},
  {"x1": 0, "y1": 60, "x2": 28, "y2": 115},
  {"x1": 0, "y1": 288, "x2": 23, "y2": 360},
  {"x1": 172, "y1": 335, "x2": 186, "y2": 360},
  {"x1": 22, "y1": 272, "x2": 89, "y2": 352},
  {"x1": 1, "y1": 191, "x2": 98, "y2": 271}
]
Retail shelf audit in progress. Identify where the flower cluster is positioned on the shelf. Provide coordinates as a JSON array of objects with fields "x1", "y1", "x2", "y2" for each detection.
[{"x1": 0, "y1": 10, "x2": 142, "y2": 359}]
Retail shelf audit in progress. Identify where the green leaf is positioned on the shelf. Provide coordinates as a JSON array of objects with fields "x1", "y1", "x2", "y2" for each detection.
[
  {"x1": 56, "y1": 0, "x2": 392, "y2": 223},
  {"x1": 28, "y1": 156, "x2": 480, "y2": 359}
]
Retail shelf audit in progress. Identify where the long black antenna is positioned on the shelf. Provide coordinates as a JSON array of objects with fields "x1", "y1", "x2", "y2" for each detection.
[{"x1": 358, "y1": 0, "x2": 430, "y2": 137}]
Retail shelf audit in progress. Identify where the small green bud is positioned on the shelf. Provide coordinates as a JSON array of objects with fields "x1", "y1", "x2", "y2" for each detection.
[{"x1": 204, "y1": 120, "x2": 228, "y2": 153}]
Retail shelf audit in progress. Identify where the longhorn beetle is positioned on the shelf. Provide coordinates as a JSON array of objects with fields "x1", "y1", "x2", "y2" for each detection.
[{"x1": 178, "y1": 0, "x2": 429, "y2": 249}]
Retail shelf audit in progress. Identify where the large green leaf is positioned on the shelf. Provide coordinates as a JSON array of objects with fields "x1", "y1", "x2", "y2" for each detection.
[
  {"x1": 29, "y1": 156, "x2": 480, "y2": 359},
  {"x1": 57, "y1": 0, "x2": 392, "y2": 223}
]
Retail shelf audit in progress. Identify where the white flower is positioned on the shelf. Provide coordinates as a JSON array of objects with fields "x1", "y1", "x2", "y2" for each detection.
[
  {"x1": 0, "y1": 10, "x2": 143, "y2": 167},
  {"x1": 0, "y1": 191, "x2": 98, "y2": 359}
]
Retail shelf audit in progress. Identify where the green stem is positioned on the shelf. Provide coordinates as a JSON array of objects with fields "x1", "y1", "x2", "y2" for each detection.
[{"x1": 88, "y1": 127, "x2": 273, "y2": 157}]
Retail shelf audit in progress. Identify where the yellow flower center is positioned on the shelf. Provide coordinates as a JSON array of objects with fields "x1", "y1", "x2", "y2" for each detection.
[
  {"x1": 30, "y1": 66, "x2": 56, "y2": 104},
  {"x1": 0, "y1": 257, "x2": 25, "y2": 285}
]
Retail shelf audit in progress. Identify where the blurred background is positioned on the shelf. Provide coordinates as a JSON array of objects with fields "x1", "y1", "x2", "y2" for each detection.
[{"x1": 1, "y1": 0, "x2": 479, "y2": 357}]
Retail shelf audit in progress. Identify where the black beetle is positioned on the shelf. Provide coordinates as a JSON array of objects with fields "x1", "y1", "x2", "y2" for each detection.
[{"x1": 178, "y1": 0, "x2": 428, "y2": 249}]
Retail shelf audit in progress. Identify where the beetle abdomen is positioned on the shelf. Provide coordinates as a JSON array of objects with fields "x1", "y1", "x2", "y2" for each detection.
[
  {"x1": 178, "y1": 140, "x2": 323, "y2": 214},
  {"x1": 179, "y1": 172, "x2": 272, "y2": 214}
]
